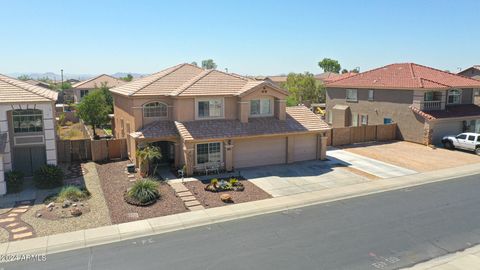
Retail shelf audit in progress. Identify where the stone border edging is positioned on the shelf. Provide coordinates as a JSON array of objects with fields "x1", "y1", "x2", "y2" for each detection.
[{"x1": 0, "y1": 163, "x2": 479, "y2": 258}]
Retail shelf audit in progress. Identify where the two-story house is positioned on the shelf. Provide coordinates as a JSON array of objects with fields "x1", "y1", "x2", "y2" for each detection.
[
  {"x1": 0, "y1": 74, "x2": 58, "y2": 194},
  {"x1": 71, "y1": 74, "x2": 124, "y2": 103},
  {"x1": 458, "y1": 65, "x2": 480, "y2": 81},
  {"x1": 325, "y1": 63, "x2": 480, "y2": 145},
  {"x1": 109, "y1": 63, "x2": 330, "y2": 176}
]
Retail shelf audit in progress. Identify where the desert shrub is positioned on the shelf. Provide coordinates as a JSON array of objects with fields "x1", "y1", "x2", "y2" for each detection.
[
  {"x1": 210, "y1": 178, "x2": 219, "y2": 186},
  {"x1": 229, "y1": 178, "x2": 238, "y2": 185},
  {"x1": 126, "y1": 178, "x2": 160, "y2": 205},
  {"x1": 5, "y1": 170, "x2": 24, "y2": 193},
  {"x1": 57, "y1": 185, "x2": 90, "y2": 202},
  {"x1": 33, "y1": 164, "x2": 64, "y2": 189}
]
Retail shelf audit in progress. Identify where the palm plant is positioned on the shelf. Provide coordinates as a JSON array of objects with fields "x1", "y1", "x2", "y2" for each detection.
[{"x1": 136, "y1": 145, "x2": 162, "y2": 177}]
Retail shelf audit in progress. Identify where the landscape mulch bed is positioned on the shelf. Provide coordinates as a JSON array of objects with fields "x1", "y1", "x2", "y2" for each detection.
[
  {"x1": 184, "y1": 180, "x2": 271, "y2": 208},
  {"x1": 96, "y1": 161, "x2": 188, "y2": 224}
]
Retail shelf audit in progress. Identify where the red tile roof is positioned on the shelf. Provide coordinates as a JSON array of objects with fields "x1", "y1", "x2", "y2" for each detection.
[
  {"x1": 135, "y1": 106, "x2": 329, "y2": 141},
  {"x1": 327, "y1": 63, "x2": 480, "y2": 90},
  {"x1": 410, "y1": 104, "x2": 480, "y2": 121}
]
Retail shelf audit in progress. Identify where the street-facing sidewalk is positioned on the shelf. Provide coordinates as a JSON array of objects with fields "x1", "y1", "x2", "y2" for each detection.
[{"x1": 403, "y1": 245, "x2": 480, "y2": 270}]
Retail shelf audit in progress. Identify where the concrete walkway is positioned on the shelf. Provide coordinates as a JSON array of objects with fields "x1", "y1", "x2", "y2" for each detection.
[
  {"x1": 403, "y1": 245, "x2": 480, "y2": 269},
  {"x1": 0, "y1": 162, "x2": 478, "y2": 258},
  {"x1": 327, "y1": 147, "x2": 418, "y2": 178}
]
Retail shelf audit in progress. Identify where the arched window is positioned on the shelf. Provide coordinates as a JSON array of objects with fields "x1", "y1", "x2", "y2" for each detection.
[
  {"x1": 12, "y1": 109, "x2": 43, "y2": 133},
  {"x1": 447, "y1": 89, "x2": 461, "y2": 104},
  {"x1": 143, "y1": 102, "x2": 167, "y2": 118}
]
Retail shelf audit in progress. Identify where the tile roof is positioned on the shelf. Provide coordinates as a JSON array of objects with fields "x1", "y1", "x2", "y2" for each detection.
[
  {"x1": 410, "y1": 104, "x2": 480, "y2": 121},
  {"x1": 327, "y1": 63, "x2": 480, "y2": 90},
  {"x1": 0, "y1": 74, "x2": 58, "y2": 103},
  {"x1": 175, "y1": 106, "x2": 329, "y2": 141},
  {"x1": 132, "y1": 121, "x2": 178, "y2": 139},
  {"x1": 72, "y1": 74, "x2": 125, "y2": 89},
  {"x1": 110, "y1": 63, "x2": 287, "y2": 97}
]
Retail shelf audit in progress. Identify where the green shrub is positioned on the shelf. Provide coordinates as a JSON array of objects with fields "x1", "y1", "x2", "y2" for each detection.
[
  {"x1": 210, "y1": 178, "x2": 219, "y2": 186},
  {"x1": 33, "y1": 164, "x2": 64, "y2": 189},
  {"x1": 5, "y1": 170, "x2": 24, "y2": 193},
  {"x1": 127, "y1": 178, "x2": 160, "y2": 204},
  {"x1": 229, "y1": 178, "x2": 238, "y2": 185},
  {"x1": 57, "y1": 185, "x2": 90, "y2": 202}
]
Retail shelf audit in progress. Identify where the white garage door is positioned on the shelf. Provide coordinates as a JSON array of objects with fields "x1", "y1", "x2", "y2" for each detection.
[
  {"x1": 432, "y1": 121, "x2": 463, "y2": 144},
  {"x1": 293, "y1": 134, "x2": 317, "y2": 162},
  {"x1": 234, "y1": 137, "x2": 286, "y2": 169}
]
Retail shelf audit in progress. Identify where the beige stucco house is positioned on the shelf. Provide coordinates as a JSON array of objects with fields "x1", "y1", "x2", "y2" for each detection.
[
  {"x1": 110, "y1": 63, "x2": 330, "y2": 176},
  {"x1": 0, "y1": 74, "x2": 58, "y2": 194},
  {"x1": 326, "y1": 63, "x2": 480, "y2": 145},
  {"x1": 458, "y1": 65, "x2": 480, "y2": 81},
  {"x1": 71, "y1": 74, "x2": 124, "y2": 103}
]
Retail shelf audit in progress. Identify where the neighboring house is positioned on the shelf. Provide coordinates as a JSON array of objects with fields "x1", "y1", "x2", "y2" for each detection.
[
  {"x1": 458, "y1": 65, "x2": 480, "y2": 81},
  {"x1": 71, "y1": 74, "x2": 125, "y2": 103},
  {"x1": 66, "y1": 78, "x2": 81, "y2": 84},
  {"x1": 315, "y1": 72, "x2": 357, "y2": 83},
  {"x1": 0, "y1": 74, "x2": 58, "y2": 194},
  {"x1": 25, "y1": 79, "x2": 51, "y2": 89},
  {"x1": 325, "y1": 63, "x2": 480, "y2": 145},
  {"x1": 109, "y1": 63, "x2": 330, "y2": 176}
]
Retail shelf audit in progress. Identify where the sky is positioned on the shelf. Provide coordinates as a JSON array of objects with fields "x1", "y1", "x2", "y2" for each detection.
[{"x1": 0, "y1": 0, "x2": 478, "y2": 76}]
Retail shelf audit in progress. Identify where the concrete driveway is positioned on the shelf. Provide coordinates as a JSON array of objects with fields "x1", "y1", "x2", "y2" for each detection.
[
  {"x1": 243, "y1": 160, "x2": 367, "y2": 197},
  {"x1": 243, "y1": 148, "x2": 417, "y2": 197}
]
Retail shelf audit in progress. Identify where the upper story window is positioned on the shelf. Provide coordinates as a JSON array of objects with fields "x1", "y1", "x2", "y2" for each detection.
[
  {"x1": 250, "y1": 99, "x2": 272, "y2": 116},
  {"x1": 368, "y1": 90, "x2": 374, "y2": 101},
  {"x1": 346, "y1": 89, "x2": 358, "y2": 102},
  {"x1": 80, "y1": 90, "x2": 89, "y2": 99},
  {"x1": 143, "y1": 102, "x2": 167, "y2": 118},
  {"x1": 447, "y1": 89, "x2": 461, "y2": 104},
  {"x1": 12, "y1": 109, "x2": 43, "y2": 133},
  {"x1": 197, "y1": 99, "x2": 223, "y2": 119}
]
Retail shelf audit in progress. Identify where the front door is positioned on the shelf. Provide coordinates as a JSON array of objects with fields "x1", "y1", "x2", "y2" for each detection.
[{"x1": 13, "y1": 146, "x2": 47, "y2": 176}]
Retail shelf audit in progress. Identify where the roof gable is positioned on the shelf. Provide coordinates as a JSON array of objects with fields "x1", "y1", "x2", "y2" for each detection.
[
  {"x1": 110, "y1": 63, "x2": 280, "y2": 97},
  {"x1": 327, "y1": 63, "x2": 480, "y2": 90},
  {"x1": 0, "y1": 74, "x2": 58, "y2": 103},
  {"x1": 72, "y1": 74, "x2": 125, "y2": 89}
]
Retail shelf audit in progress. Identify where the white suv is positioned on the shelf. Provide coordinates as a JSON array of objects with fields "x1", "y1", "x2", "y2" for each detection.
[{"x1": 442, "y1": 132, "x2": 480, "y2": 155}]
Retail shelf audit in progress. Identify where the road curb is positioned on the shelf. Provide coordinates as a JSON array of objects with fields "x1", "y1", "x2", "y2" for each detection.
[{"x1": 0, "y1": 163, "x2": 479, "y2": 258}]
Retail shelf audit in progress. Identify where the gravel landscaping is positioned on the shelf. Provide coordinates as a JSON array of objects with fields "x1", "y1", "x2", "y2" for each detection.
[
  {"x1": 21, "y1": 162, "x2": 112, "y2": 239},
  {"x1": 96, "y1": 160, "x2": 188, "y2": 224},
  {"x1": 184, "y1": 179, "x2": 271, "y2": 208}
]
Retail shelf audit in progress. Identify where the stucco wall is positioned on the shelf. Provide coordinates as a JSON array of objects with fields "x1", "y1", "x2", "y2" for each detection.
[
  {"x1": 0, "y1": 102, "x2": 57, "y2": 194},
  {"x1": 326, "y1": 88, "x2": 425, "y2": 143}
]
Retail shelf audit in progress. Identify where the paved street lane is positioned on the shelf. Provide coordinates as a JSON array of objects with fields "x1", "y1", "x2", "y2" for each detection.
[{"x1": 4, "y1": 174, "x2": 480, "y2": 270}]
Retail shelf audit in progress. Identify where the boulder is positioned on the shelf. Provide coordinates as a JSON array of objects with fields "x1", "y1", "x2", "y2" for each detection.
[
  {"x1": 220, "y1": 194, "x2": 233, "y2": 203},
  {"x1": 62, "y1": 200, "x2": 72, "y2": 208},
  {"x1": 70, "y1": 208, "x2": 82, "y2": 217},
  {"x1": 46, "y1": 202, "x2": 55, "y2": 209}
]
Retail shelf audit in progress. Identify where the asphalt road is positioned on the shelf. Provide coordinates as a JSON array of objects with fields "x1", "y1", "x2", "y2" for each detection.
[{"x1": 4, "y1": 174, "x2": 480, "y2": 270}]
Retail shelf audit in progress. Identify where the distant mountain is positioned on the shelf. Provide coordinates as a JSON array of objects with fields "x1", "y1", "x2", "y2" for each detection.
[{"x1": 6, "y1": 72, "x2": 147, "y2": 82}]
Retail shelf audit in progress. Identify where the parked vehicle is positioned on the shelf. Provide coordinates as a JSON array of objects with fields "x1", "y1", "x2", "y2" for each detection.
[{"x1": 442, "y1": 133, "x2": 480, "y2": 155}]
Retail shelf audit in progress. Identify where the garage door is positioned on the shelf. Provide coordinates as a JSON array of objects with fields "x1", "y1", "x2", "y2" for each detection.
[
  {"x1": 432, "y1": 121, "x2": 463, "y2": 145},
  {"x1": 234, "y1": 137, "x2": 286, "y2": 168},
  {"x1": 293, "y1": 134, "x2": 317, "y2": 162}
]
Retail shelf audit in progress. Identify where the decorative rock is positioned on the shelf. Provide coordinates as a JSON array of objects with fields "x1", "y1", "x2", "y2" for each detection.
[
  {"x1": 62, "y1": 200, "x2": 72, "y2": 208},
  {"x1": 220, "y1": 194, "x2": 233, "y2": 203},
  {"x1": 46, "y1": 202, "x2": 55, "y2": 209},
  {"x1": 70, "y1": 208, "x2": 82, "y2": 217},
  {"x1": 72, "y1": 203, "x2": 77, "y2": 207},
  {"x1": 36, "y1": 213, "x2": 42, "y2": 218}
]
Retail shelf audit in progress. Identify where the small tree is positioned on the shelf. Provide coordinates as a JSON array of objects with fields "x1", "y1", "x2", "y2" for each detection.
[
  {"x1": 17, "y1": 74, "x2": 32, "y2": 81},
  {"x1": 120, "y1": 74, "x2": 133, "y2": 82},
  {"x1": 76, "y1": 90, "x2": 110, "y2": 139},
  {"x1": 318, "y1": 58, "x2": 341, "y2": 73},
  {"x1": 284, "y1": 72, "x2": 325, "y2": 106},
  {"x1": 201, "y1": 59, "x2": 217, "y2": 70},
  {"x1": 94, "y1": 82, "x2": 113, "y2": 113},
  {"x1": 136, "y1": 145, "x2": 162, "y2": 177},
  {"x1": 191, "y1": 61, "x2": 198, "y2": 67}
]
